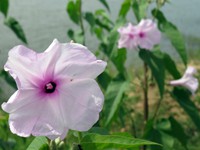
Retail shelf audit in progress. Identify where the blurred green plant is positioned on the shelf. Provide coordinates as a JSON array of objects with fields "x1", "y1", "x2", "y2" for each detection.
[{"x1": 0, "y1": 0, "x2": 27, "y2": 43}]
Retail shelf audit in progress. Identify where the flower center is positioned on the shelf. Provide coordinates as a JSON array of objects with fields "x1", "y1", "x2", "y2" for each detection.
[
  {"x1": 129, "y1": 34, "x2": 134, "y2": 39},
  {"x1": 139, "y1": 32, "x2": 145, "y2": 38},
  {"x1": 44, "y1": 82, "x2": 56, "y2": 93}
]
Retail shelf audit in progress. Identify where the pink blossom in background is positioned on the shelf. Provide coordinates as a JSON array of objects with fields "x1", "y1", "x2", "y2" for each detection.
[
  {"x1": 117, "y1": 23, "x2": 138, "y2": 49},
  {"x1": 1, "y1": 39, "x2": 107, "y2": 140},
  {"x1": 136, "y1": 19, "x2": 161, "y2": 50},
  {"x1": 170, "y1": 66, "x2": 199, "y2": 95},
  {"x1": 118, "y1": 19, "x2": 161, "y2": 50}
]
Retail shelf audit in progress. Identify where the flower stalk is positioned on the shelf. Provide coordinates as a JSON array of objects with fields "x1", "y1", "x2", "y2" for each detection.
[
  {"x1": 78, "y1": 0, "x2": 85, "y2": 45},
  {"x1": 143, "y1": 62, "x2": 149, "y2": 122}
]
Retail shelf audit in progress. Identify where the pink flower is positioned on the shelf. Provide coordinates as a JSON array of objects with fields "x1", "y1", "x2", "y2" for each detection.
[
  {"x1": 118, "y1": 19, "x2": 161, "y2": 50},
  {"x1": 136, "y1": 19, "x2": 161, "y2": 50},
  {"x1": 1, "y1": 39, "x2": 107, "y2": 140},
  {"x1": 117, "y1": 23, "x2": 138, "y2": 49},
  {"x1": 170, "y1": 66, "x2": 199, "y2": 95}
]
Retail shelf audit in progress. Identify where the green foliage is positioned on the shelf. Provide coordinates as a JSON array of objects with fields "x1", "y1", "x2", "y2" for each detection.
[
  {"x1": 144, "y1": 117, "x2": 188, "y2": 150},
  {"x1": 103, "y1": 81, "x2": 129, "y2": 127},
  {"x1": 81, "y1": 133, "x2": 160, "y2": 150},
  {"x1": 0, "y1": 0, "x2": 9, "y2": 17},
  {"x1": 98, "y1": 0, "x2": 110, "y2": 12},
  {"x1": 139, "y1": 49, "x2": 165, "y2": 98},
  {"x1": 26, "y1": 137, "x2": 48, "y2": 150},
  {"x1": 66, "y1": 0, "x2": 80, "y2": 25},
  {"x1": 0, "y1": 70, "x2": 16, "y2": 89},
  {"x1": 119, "y1": 0, "x2": 132, "y2": 18},
  {"x1": 4, "y1": 17, "x2": 28, "y2": 44},
  {"x1": 152, "y1": 9, "x2": 187, "y2": 65},
  {"x1": 171, "y1": 88, "x2": 200, "y2": 131},
  {"x1": 111, "y1": 48, "x2": 127, "y2": 74},
  {"x1": 132, "y1": 0, "x2": 149, "y2": 22}
]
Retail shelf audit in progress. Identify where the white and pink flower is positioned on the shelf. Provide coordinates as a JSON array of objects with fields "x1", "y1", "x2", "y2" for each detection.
[
  {"x1": 118, "y1": 19, "x2": 161, "y2": 50},
  {"x1": 170, "y1": 66, "x2": 199, "y2": 95},
  {"x1": 1, "y1": 39, "x2": 107, "y2": 140}
]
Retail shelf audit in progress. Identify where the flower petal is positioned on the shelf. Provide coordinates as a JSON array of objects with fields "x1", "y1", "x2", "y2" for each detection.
[
  {"x1": 4, "y1": 45, "x2": 42, "y2": 88},
  {"x1": 58, "y1": 78, "x2": 104, "y2": 131},
  {"x1": 56, "y1": 60, "x2": 107, "y2": 79},
  {"x1": 31, "y1": 97, "x2": 65, "y2": 139}
]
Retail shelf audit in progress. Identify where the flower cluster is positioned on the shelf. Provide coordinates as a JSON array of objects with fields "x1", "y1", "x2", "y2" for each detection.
[
  {"x1": 118, "y1": 19, "x2": 161, "y2": 50},
  {"x1": 1, "y1": 39, "x2": 107, "y2": 140}
]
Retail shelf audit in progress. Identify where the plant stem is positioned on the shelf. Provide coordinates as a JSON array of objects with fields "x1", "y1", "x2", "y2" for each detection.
[
  {"x1": 48, "y1": 139, "x2": 57, "y2": 150},
  {"x1": 142, "y1": 62, "x2": 149, "y2": 150},
  {"x1": 78, "y1": 0, "x2": 85, "y2": 45},
  {"x1": 143, "y1": 62, "x2": 149, "y2": 122}
]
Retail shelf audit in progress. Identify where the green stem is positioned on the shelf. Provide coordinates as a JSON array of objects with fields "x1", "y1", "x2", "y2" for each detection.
[
  {"x1": 48, "y1": 140, "x2": 57, "y2": 150},
  {"x1": 142, "y1": 62, "x2": 149, "y2": 150},
  {"x1": 143, "y1": 62, "x2": 149, "y2": 122},
  {"x1": 77, "y1": 131, "x2": 82, "y2": 144},
  {"x1": 78, "y1": 0, "x2": 85, "y2": 45}
]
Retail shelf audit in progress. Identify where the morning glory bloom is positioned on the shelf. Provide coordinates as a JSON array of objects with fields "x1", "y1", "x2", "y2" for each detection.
[
  {"x1": 118, "y1": 23, "x2": 138, "y2": 49},
  {"x1": 118, "y1": 19, "x2": 161, "y2": 50},
  {"x1": 1, "y1": 39, "x2": 107, "y2": 140},
  {"x1": 170, "y1": 66, "x2": 199, "y2": 95},
  {"x1": 136, "y1": 19, "x2": 161, "y2": 50}
]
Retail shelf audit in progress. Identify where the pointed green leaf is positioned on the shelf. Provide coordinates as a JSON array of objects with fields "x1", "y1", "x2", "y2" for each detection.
[
  {"x1": 168, "y1": 116, "x2": 188, "y2": 149},
  {"x1": 84, "y1": 12, "x2": 95, "y2": 27},
  {"x1": 111, "y1": 48, "x2": 127, "y2": 74},
  {"x1": 66, "y1": 0, "x2": 80, "y2": 25},
  {"x1": 0, "y1": 70, "x2": 16, "y2": 89},
  {"x1": 27, "y1": 137, "x2": 48, "y2": 150},
  {"x1": 99, "y1": 0, "x2": 110, "y2": 12},
  {"x1": 163, "y1": 53, "x2": 181, "y2": 79},
  {"x1": 152, "y1": 9, "x2": 187, "y2": 65},
  {"x1": 81, "y1": 134, "x2": 160, "y2": 150},
  {"x1": 119, "y1": 0, "x2": 131, "y2": 18},
  {"x1": 104, "y1": 81, "x2": 129, "y2": 127},
  {"x1": 4, "y1": 17, "x2": 28, "y2": 44},
  {"x1": 0, "y1": 0, "x2": 9, "y2": 17},
  {"x1": 171, "y1": 88, "x2": 200, "y2": 131},
  {"x1": 139, "y1": 49, "x2": 165, "y2": 98},
  {"x1": 132, "y1": 0, "x2": 149, "y2": 22}
]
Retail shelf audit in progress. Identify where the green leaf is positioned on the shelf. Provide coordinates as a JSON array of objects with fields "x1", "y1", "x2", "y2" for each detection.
[
  {"x1": 104, "y1": 81, "x2": 129, "y2": 127},
  {"x1": 84, "y1": 12, "x2": 95, "y2": 27},
  {"x1": 139, "y1": 49, "x2": 165, "y2": 98},
  {"x1": 119, "y1": 0, "x2": 131, "y2": 18},
  {"x1": 171, "y1": 88, "x2": 200, "y2": 131},
  {"x1": 132, "y1": 0, "x2": 149, "y2": 22},
  {"x1": 66, "y1": 0, "x2": 80, "y2": 25},
  {"x1": 0, "y1": 0, "x2": 9, "y2": 17},
  {"x1": 26, "y1": 137, "x2": 48, "y2": 150},
  {"x1": 132, "y1": 1, "x2": 140, "y2": 22},
  {"x1": 97, "y1": 71, "x2": 112, "y2": 90},
  {"x1": 168, "y1": 116, "x2": 188, "y2": 149},
  {"x1": 163, "y1": 53, "x2": 181, "y2": 79},
  {"x1": 152, "y1": 9, "x2": 187, "y2": 65},
  {"x1": 99, "y1": 0, "x2": 110, "y2": 12},
  {"x1": 67, "y1": 29, "x2": 74, "y2": 40},
  {"x1": 111, "y1": 48, "x2": 127, "y2": 74},
  {"x1": 81, "y1": 133, "x2": 160, "y2": 150},
  {"x1": 106, "y1": 17, "x2": 126, "y2": 56},
  {"x1": 4, "y1": 17, "x2": 28, "y2": 44},
  {"x1": 0, "y1": 70, "x2": 17, "y2": 89}
]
